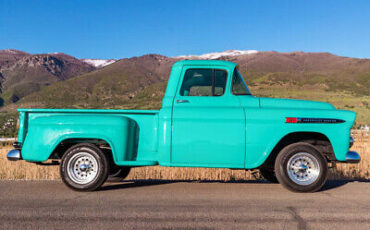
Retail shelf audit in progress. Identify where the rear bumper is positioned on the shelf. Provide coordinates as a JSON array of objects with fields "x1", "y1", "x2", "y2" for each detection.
[
  {"x1": 344, "y1": 151, "x2": 360, "y2": 163},
  {"x1": 7, "y1": 149, "x2": 22, "y2": 161}
]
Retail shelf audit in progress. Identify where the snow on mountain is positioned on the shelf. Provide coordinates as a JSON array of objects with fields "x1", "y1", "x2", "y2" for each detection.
[
  {"x1": 176, "y1": 50, "x2": 258, "y2": 59},
  {"x1": 0, "y1": 49, "x2": 29, "y2": 55},
  {"x1": 3, "y1": 49, "x2": 19, "y2": 54},
  {"x1": 81, "y1": 59, "x2": 116, "y2": 68}
]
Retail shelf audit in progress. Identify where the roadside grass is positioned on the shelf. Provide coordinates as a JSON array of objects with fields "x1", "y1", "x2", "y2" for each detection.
[{"x1": 0, "y1": 130, "x2": 368, "y2": 181}]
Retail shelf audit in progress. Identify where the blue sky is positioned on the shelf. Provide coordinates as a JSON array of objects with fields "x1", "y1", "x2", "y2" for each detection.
[{"x1": 0, "y1": 0, "x2": 369, "y2": 59}]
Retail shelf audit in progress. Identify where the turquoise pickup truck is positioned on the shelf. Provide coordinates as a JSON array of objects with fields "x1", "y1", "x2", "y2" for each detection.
[{"x1": 7, "y1": 60, "x2": 360, "y2": 192}]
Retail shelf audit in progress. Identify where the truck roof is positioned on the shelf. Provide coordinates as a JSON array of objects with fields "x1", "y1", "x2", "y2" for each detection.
[{"x1": 174, "y1": 60, "x2": 237, "y2": 69}]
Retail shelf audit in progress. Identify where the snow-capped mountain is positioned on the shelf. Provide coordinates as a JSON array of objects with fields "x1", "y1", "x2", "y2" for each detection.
[
  {"x1": 81, "y1": 59, "x2": 116, "y2": 68},
  {"x1": 176, "y1": 50, "x2": 259, "y2": 59}
]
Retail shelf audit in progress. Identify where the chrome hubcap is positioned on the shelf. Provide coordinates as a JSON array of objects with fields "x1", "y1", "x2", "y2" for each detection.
[
  {"x1": 67, "y1": 152, "x2": 99, "y2": 184},
  {"x1": 287, "y1": 152, "x2": 320, "y2": 185}
]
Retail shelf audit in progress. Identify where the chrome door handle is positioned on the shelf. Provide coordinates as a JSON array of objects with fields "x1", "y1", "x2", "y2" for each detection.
[{"x1": 176, "y1": 99, "x2": 189, "y2": 103}]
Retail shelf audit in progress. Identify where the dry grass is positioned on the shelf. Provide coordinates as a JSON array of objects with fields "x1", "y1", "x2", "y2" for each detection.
[
  {"x1": 330, "y1": 130, "x2": 370, "y2": 179},
  {"x1": 0, "y1": 130, "x2": 369, "y2": 181}
]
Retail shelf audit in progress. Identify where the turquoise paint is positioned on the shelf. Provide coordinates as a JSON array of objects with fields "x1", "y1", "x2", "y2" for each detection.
[
  {"x1": 259, "y1": 97, "x2": 336, "y2": 110},
  {"x1": 15, "y1": 60, "x2": 357, "y2": 168}
]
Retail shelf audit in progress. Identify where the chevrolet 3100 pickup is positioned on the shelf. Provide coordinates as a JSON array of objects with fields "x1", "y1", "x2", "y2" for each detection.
[{"x1": 7, "y1": 60, "x2": 360, "y2": 192}]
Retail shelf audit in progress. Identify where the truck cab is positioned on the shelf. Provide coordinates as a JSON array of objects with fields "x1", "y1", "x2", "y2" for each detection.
[{"x1": 7, "y1": 60, "x2": 360, "y2": 192}]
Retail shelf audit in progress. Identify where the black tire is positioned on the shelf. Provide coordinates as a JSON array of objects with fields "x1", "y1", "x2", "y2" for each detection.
[
  {"x1": 60, "y1": 143, "x2": 109, "y2": 191},
  {"x1": 107, "y1": 166, "x2": 131, "y2": 182},
  {"x1": 275, "y1": 142, "x2": 328, "y2": 193},
  {"x1": 259, "y1": 168, "x2": 278, "y2": 183}
]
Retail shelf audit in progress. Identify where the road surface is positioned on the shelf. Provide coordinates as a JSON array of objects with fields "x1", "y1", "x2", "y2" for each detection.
[{"x1": 0, "y1": 180, "x2": 369, "y2": 229}]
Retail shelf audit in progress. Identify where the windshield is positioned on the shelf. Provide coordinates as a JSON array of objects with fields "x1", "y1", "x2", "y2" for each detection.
[{"x1": 232, "y1": 68, "x2": 252, "y2": 95}]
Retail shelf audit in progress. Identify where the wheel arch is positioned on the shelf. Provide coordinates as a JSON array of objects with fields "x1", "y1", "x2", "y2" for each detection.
[
  {"x1": 49, "y1": 137, "x2": 116, "y2": 163},
  {"x1": 262, "y1": 131, "x2": 334, "y2": 168}
]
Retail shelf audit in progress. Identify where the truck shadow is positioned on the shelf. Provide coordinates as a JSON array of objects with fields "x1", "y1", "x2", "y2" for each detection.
[
  {"x1": 100, "y1": 179, "x2": 370, "y2": 192},
  {"x1": 100, "y1": 179, "x2": 270, "y2": 191},
  {"x1": 321, "y1": 179, "x2": 370, "y2": 191},
  {"x1": 100, "y1": 180, "x2": 180, "y2": 191}
]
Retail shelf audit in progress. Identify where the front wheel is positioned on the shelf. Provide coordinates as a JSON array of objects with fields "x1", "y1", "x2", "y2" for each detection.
[
  {"x1": 275, "y1": 142, "x2": 328, "y2": 193},
  {"x1": 60, "y1": 143, "x2": 109, "y2": 191}
]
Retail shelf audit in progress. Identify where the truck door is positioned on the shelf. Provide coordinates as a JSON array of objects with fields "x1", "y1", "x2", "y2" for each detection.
[{"x1": 171, "y1": 66, "x2": 245, "y2": 168}]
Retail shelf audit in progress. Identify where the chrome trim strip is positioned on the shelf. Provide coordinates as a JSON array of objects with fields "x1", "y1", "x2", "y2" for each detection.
[
  {"x1": 297, "y1": 118, "x2": 345, "y2": 123},
  {"x1": 345, "y1": 151, "x2": 360, "y2": 163},
  {"x1": 7, "y1": 149, "x2": 22, "y2": 161}
]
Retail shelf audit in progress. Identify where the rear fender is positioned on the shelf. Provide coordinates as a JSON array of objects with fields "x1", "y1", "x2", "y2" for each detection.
[{"x1": 21, "y1": 114, "x2": 137, "y2": 163}]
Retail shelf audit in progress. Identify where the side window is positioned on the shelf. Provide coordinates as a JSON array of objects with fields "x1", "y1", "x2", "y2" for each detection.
[
  {"x1": 232, "y1": 68, "x2": 251, "y2": 95},
  {"x1": 179, "y1": 69, "x2": 227, "y2": 96}
]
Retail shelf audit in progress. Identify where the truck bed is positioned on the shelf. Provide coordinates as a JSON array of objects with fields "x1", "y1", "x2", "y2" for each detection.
[{"x1": 18, "y1": 108, "x2": 161, "y2": 166}]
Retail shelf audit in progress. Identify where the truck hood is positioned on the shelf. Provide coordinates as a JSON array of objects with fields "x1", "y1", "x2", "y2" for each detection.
[{"x1": 259, "y1": 97, "x2": 335, "y2": 110}]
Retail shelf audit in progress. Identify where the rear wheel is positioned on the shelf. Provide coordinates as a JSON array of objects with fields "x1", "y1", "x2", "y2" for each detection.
[
  {"x1": 275, "y1": 142, "x2": 328, "y2": 193},
  {"x1": 60, "y1": 143, "x2": 109, "y2": 191}
]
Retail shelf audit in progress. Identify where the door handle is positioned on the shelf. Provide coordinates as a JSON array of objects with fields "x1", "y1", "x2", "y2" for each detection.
[{"x1": 176, "y1": 99, "x2": 189, "y2": 103}]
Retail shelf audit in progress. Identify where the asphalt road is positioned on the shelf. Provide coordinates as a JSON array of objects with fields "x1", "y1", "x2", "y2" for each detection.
[{"x1": 0, "y1": 180, "x2": 369, "y2": 230}]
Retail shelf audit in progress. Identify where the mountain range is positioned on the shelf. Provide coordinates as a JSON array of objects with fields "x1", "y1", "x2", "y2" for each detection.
[
  {"x1": 0, "y1": 49, "x2": 369, "y2": 123},
  {"x1": 0, "y1": 49, "x2": 95, "y2": 104}
]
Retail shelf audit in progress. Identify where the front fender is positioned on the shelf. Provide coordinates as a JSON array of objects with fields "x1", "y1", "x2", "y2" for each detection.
[
  {"x1": 245, "y1": 108, "x2": 355, "y2": 168},
  {"x1": 21, "y1": 114, "x2": 136, "y2": 162}
]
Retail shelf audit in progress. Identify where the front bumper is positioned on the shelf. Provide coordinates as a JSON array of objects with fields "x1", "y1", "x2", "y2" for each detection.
[
  {"x1": 345, "y1": 151, "x2": 360, "y2": 163},
  {"x1": 7, "y1": 149, "x2": 22, "y2": 161}
]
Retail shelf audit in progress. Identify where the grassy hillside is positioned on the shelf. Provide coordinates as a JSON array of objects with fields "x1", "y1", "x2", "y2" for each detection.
[
  {"x1": 14, "y1": 55, "x2": 174, "y2": 109},
  {"x1": 250, "y1": 85, "x2": 370, "y2": 125},
  {"x1": 233, "y1": 52, "x2": 370, "y2": 96},
  {"x1": 0, "y1": 50, "x2": 95, "y2": 105}
]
